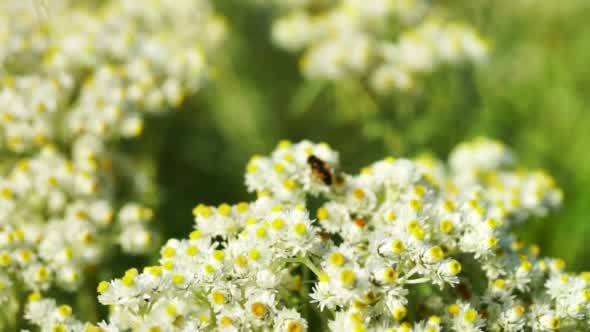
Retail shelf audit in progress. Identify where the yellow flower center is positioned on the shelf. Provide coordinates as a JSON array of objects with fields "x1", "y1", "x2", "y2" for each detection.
[
  {"x1": 329, "y1": 252, "x2": 345, "y2": 267},
  {"x1": 211, "y1": 290, "x2": 225, "y2": 305},
  {"x1": 392, "y1": 306, "x2": 407, "y2": 321},
  {"x1": 340, "y1": 269, "x2": 357, "y2": 288},
  {"x1": 464, "y1": 309, "x2": 478, "y2": 323},
  {"x1": 251, "y1": 302, "x2": 267, "y2": 318}
]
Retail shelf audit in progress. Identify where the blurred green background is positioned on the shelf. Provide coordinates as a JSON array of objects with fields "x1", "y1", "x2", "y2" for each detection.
[
  {"x1": 131, "y1": 0, "x2": 590, "y2": 278},
  {"x1": 8, "y1": 1, "x2": 590, "y2": 329}
]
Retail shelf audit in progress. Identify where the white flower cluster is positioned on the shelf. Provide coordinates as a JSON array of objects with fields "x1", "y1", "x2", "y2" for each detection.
[
  {"x1": 27, "y1": 138, "x2": 590, "y2": 331},
  {"x1": 269, "y1": 0, "x2": 489, "y2": 93},
  {"x1": 0, "y1": 0, "x2": 225, "y2": 150},
  {"x1": 0, "y1": 0, "x2": 225, "y2": 321}
]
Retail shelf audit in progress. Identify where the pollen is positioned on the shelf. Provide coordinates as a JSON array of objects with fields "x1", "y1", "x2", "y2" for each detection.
[
  {"x1": 35, "y1": 266, "x2": 49, "y2": 281},
  {"x1": 249, "y1": 248, "x2": 260, "y2": 261},
  {"x1": 513, "y1": 305, "x2": 525, "y2": 316},
  {"x1": 217, "y1": 203, "x2": 232, "y2": 216},
  {"x1": 329, "y1": 252, "x2": 346, "y2": 267},
  {"x1": 145, "y1": 266, "x2": 162, "y2": 277},
  {"x1": 273, "y1": 163, "x2": 285, "y2": 173},
  {"x1": 122, "y1": 268, "x2": 138, "y2": 287},
  {"x1": 443, "y1": 200, "x2": 456, "y2": 212},
  {"x1": 271, "y1": 218, "x2": 284, "y2": 229},
  {"x1": 211, "y1": 290, "x2": 225, "y2": 305},
  {"x1": 386, "y1": 211, "x2": 397, "y2": 222},
  {"x1": 251, "y1": 302, "x2": 267, "y2": 317},
  {"x1": 283, "y1": 152, "x2": 294, "y2": 162},
  {"x1": 193, "y1": 204, "x2": 212, "y2": 218},
  {"x1": 428, "y1": 246, "x2": 444, "y2": 261},
  {"x1": 352, "y1": 188, "x2": 365, "y2": 200},
  {"x1": 382, "y1": 267, "x2": 397, "y2": 283},
  {"x1": 166, "y1": 304, "x2": 177, "y2": 316},
  {"x1": 203, "y1": 264, "x2": 215, "y2": 274},
  {"x1": 161, "y1": 246, "x2": 176, "y2": 258},
  {"x1": 391, "y1": 239, "x2": 405, "y2": 253},
  {"x1": 51, "y1": 324, "x2": 67, "y2": 332},
  {"x1": 236, "y1": 202, "x2": 249, "y2": 213},
  {"x1": 0, "y1": 187, "x2": 13, "y2": 199},
  {"x1": 486, "y1": 218, "x2": 501, "y2": 229},
  {"x1": 278, "y1": 140, "x2": 292, "y2": 148},
  {"x1": 97, "y1": 281, "x2": 109, "y2": 294},
  {"x1": 235, "y1": 255, "x2": 248, "y2": 267},
  {"x1": 440, "y1": 219, "x2": 454, "y2": 233},
  {"x1": 340, "y1": 269, "x2": 357, "y2": 288},
  {"x1": 283, "y1": 179, "x2": 297, "y2": 191},
  {"x1": 553, "y1": 258, "x2": 566, "y2": 270},
  {"x1": 410, "y1": 199, "x2": 422, "y2": 211},
  {"x1": 448, "y1": 260, "x2": 462, "y2": 275},
  {"x1": 185, "y1": 245, "x2": 199, "y2": 256},
  {"x1": 392, "y1": 305, "x2": 407, "y2": 321},
  {"x1": 294, "y1": 222, "x2": 307, "y2": 235},
  {"x1": 360, "y1": 167, "x2": 372, "y2": 175},
  {"x1": 520, "y1": 260, "x2": 532, "y2": 272},
  {"x1": 219, "y1": 316, "x2": 233, "y2": 327},
  {"x1": 493, "y1": 279, "x2": 506, "y2": 289},
  {"x1": 28, "y1": 292, "x2": 42, "y2": 302},
  {"x1": 212, "y1": 250, "x2": 225, "y2": 261},
  {"x1": 487, "y1": 236, "x2": 498, "y2": 248},
  {"x1": 189, "y1": 230, "x2": 202, "y2": 240},
  {"x1": 448, "y1": 304, "x2": 460, "y2": 316},
  {"x1": 286, "y1": 321, "x2": 304, "y2": 332},
  {"x1": 57, "y1": 305, "x2": 72, "y2": 317},
  {"x1": 317, "y1": 207, "x2": 329, "y2": 220},
  {"x1": 414, "y1": 185, "x2": 426, "y2": 196},
  {"x1": 246, "y1": 161, "x2": 258, "y2": 174},
  {"x1": 464, "y1": 309, "x2": 478, "y2": 323},
  {"x1": 529, "y1": 244, "x2": 540, "y2": 256},
  {"x1": 0, "y1": 253, "x2": 12, "y2": 266},
  {"x1": 255, "y1": 227, "x2": 267, "y2": 238},
  {"x1": 548, "y1": 317, "x2": 560, "y2": 329},
  {"x1": 163, "y1": 260, "x2": 174, "y2": 270}
]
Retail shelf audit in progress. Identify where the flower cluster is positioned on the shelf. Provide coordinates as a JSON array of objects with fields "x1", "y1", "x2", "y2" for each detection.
[
  {"x1": 268, "y1": 0, "x2": 488, "y2": 93},
  {"x1": 31, "y1": 138, "x2": 590, "y2": 331},
  {"x1": 0, "y1": 0, "x2": 224, "y2": 150},
  {"x1": 0, "y1": 0, "x2": 225, "y2": 323}
]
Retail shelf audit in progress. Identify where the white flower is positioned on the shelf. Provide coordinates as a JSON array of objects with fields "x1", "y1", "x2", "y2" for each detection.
[{"x1": 25, "y1": 139, "x2": 586, "y2": 332}]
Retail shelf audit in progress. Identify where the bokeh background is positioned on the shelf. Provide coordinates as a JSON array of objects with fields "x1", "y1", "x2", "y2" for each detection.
[
  {"x1": 143, "y1": 0, "x2": 590, "y2": 266},
  {"x1": 46, "y1": 0, "x2": 590, "y2": 324}
]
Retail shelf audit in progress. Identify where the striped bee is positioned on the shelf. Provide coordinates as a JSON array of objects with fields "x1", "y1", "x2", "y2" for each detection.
[{"x1": 307, "y1": 154, "x2": 333, "y2": 185}]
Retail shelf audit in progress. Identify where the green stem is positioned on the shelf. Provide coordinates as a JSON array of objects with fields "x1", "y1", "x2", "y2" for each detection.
[
  {"x1": 300, "y1": 264, "x2": 310, "y2": 323},
  {"x1": 300, "y1": 256, "x2": 322, "y2": 277}
]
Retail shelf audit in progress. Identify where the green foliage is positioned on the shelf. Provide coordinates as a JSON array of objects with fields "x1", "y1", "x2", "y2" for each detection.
[{"x1": 149, "y1": 0, "x2": 590, "y2": 272}]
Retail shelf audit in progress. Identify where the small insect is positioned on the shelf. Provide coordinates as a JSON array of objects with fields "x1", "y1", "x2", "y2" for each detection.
[{"x1": 307, "y1": 155, "x2": 333, "y2": 185}]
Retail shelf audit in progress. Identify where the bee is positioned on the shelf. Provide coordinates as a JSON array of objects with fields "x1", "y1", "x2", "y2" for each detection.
[{"x1": 307, "y1": 155, "x2": 333, "y2": 185}]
